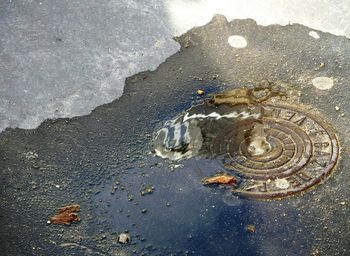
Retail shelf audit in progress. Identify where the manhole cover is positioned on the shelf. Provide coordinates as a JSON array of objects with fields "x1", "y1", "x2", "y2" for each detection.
[
  {"x1": 153, "y1": 82, "x2": 339, "y2": 199},
  {"x1": 212, "y1": 103, "x2": 339, "y2": 199}
]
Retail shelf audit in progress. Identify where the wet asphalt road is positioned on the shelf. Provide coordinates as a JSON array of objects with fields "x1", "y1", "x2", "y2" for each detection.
[{"x1": 1, "y1": 16, "x2": 350, "y2": 255}]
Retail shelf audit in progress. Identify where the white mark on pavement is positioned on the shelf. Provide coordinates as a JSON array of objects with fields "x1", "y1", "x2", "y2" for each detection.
[
  {"x1": 312, "y1": 77, "x2": 334, "y2": 90},
  {"x1": 309, "y1": 31, "x2": 320, "y2": 39},
  {"x1": 228, "y1": 35, "x2": 247, "y2": 48}
]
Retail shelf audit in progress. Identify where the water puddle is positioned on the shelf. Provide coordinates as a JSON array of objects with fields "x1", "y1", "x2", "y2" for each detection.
[
  {"x1": 92, "y1": 157, "x2": 310, "y2": 255},
  {"x1": 92, "y1": 81, "x2": 340, "y2": 254},
  {"x1": 153, "y1": 80, "x2": 339, "y2": 199}
]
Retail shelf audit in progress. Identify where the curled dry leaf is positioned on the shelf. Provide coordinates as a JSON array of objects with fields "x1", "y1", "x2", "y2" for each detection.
[
  {"x1": 49, "y1": 204, "x2": 81, "y2": 225},
  {"x1": 202, "y1": 173, "x2": 238, "y2": 186}
]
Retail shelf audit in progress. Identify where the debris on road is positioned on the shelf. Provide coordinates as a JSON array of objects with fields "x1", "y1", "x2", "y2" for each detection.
[
  {"x1": 197, "y1": 89, "x2": 205, "y2": 96},
  {"x1": 48, "y1": 204, "x2": 81, "y2": 225},
  {"x1": 117, "y1": 233, "x2": 131, "y2": 244},
  {"x1": 202, "y1": 173, "x2": 238, "y2": 186},
  {"x1": 140, "y1": 185, "x2": 154, "y2": 196},
  {"x1": 246, "y1": 224, "x2": 256, "y2": 233}
]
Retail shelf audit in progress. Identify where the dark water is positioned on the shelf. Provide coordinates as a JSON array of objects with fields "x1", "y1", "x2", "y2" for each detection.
[{"x1": 93, "y1": 157, "x2": 312, "y2": 255}]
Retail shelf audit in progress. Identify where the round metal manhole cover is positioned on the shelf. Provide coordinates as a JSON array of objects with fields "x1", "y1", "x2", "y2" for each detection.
[
  {"x1": 153, "y1": 83, "x2": 340, "y2": 200},
  {"x1": 211, "y1": 103, "x2": 339, "y2": 199}
]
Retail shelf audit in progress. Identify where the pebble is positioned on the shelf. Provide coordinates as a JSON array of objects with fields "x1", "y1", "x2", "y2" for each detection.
[
  {"x1": 117, "y1": 233, "x2": 130, "y2": 244},
  {"x1": 197, "y1": 89, "x2": 205, "y2": 96},
  {"x1": 246, "y1": 224, "x2": 256, "y2": 233}
]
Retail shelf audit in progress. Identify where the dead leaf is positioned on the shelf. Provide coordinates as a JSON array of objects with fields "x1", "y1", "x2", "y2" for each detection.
[
  {"x1": 58, "y1": 204, "x2": 80, "y2": 214},
  {"x1": 49, "y1": 204, "x2": 81, "y2": 225},
  {"x1": 202, "y1": 173, "x2": 238, "y2": 186}
]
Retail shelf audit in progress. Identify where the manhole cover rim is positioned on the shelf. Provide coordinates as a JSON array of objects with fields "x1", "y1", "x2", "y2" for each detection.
[{"x1": 231, "y1": 102, "x2": 340, "y2": 199}]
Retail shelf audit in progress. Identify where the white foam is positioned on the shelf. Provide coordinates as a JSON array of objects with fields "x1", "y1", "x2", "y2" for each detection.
[{"x1": 183, "y1": 111, "x2": 260, "y2": 121}]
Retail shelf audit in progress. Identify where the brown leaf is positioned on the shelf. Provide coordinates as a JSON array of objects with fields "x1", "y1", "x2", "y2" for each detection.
[
  {"x1": 49, "y1": 204, "x2": 81, "y2": 225},
  {"x1": 202, "y1": 173, "x2": 238, "y2": 186},
  {"x1": 58, "y1": 204, "x2": 80, "y2": 214}
]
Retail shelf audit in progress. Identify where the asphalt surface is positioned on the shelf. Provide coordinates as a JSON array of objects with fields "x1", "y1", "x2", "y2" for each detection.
[{"x1": 1, "y1": 16, "x2": 350, "y2": 255}]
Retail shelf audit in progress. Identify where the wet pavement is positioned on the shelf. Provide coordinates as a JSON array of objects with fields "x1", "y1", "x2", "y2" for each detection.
[{"x1": 1, "y1": 16, "x2": 350, "y2": 255}]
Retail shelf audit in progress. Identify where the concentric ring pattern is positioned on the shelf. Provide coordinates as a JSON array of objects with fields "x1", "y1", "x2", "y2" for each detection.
[{"x1": 209, "y1": 104, "x2": 339, "y2": 199}]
